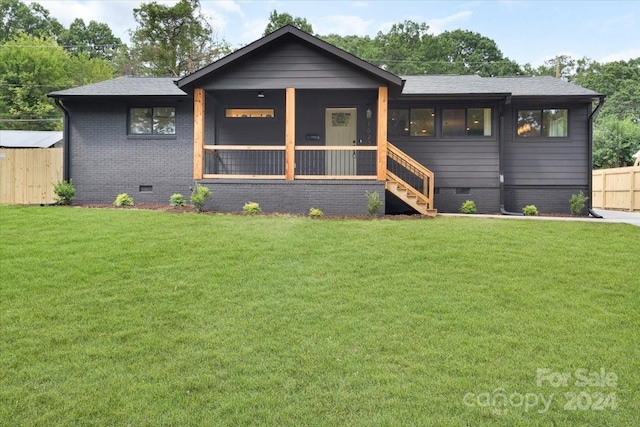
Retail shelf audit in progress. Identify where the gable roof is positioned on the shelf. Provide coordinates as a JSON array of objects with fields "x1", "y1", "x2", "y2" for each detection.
[
  {"x1": 48, "y1": 76, "x2": 187, "y2": 97},
  {"x1": 178, "y1": 25, "x2": 403, "y2": 90},
  {"x1": 401, "y1": 75, "x2": 601, "y2": 98},
  {"x1": 0, "y1": 130, "x2": 63, "y2": 148}
]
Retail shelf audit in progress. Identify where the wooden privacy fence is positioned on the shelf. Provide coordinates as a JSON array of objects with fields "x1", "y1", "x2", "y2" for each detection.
[
  {"x1": 592, "y1": 165, "x2": 640, "y2": 212},
  {"x1": 0, "y1": 148, "x2": 63, "y2": 205}
]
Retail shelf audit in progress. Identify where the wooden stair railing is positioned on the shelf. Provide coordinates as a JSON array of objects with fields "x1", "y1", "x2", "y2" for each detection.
[{"x1": 386, "y1": 142, "x2": 437, "y2": 217}]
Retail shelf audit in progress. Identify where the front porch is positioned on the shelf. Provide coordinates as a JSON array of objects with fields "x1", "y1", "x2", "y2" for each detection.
[{"x1": 191, "y1": 87, "x2": 436, "y2": 216}]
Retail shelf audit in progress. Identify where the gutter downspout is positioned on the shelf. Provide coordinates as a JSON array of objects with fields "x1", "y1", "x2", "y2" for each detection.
[
  {"x1": 587, "y1": 95, "x2": 606, "y2": 218},
  {"x1": 54, "y1": 98, "x2": 71, "y2": 182},
  {"x1": 498, "y1": 95, "x2": 522, "y2": 215}
]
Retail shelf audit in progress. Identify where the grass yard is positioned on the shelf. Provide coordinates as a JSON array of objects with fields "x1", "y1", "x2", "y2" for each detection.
[{"x1": 1, "y1": 205, "x2": 638, "y2": 426}]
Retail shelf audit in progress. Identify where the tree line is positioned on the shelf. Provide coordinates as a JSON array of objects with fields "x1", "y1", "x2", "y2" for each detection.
[{"x1": 1, "y1": 1, "x2": 638, "y2": 168}]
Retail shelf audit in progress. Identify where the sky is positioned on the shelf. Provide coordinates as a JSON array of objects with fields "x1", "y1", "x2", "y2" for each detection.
[{"x1": 30, "y1": 0, "x2": 640, "y2": 66}]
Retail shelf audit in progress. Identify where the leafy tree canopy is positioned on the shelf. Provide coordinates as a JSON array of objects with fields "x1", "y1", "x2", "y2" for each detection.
[
  {"x1": 57, "y1": 18, "x2": 123, "y2": 61},
  {"x1": 263, "y1": 10, "x2": 314, "y2": 36},
  {"x1": 129, "y1": 0, "x2": 230, "y2": 76},
  {"x1": 0, "y1": 0, "x2": 63, "y2": 43},
  {"x1": 0, "y1": 33, "x2": 114, "y2": 130},
  {"x1": 593, "y1": 116, "x2": 640, "y2": 169}
]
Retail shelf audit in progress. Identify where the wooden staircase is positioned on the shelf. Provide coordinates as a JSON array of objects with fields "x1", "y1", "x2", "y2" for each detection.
[{"x1": 385, "y1": 143, "x2": 437, "y2": 217}]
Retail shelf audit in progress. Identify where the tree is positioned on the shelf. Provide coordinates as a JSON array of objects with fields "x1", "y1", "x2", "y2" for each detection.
[
  {"x1": 372, "y1": 20, "x2": 434, "y2": 74},
  {"x1": 58, "y1": 18, "x2": 123, "y2": 61},
  {"x1": 593, "y1": 116, "x2": 640, "y2": 169},
  {"x1": 263, "y1": 10, "x2": 313, "y2": 36},
  {"x1": 435, "y1": 29, "x2": 521, "y2": 76},
  {"x1": 129, "y1": 0, "x2": 230, "y2": 76},
  {"x1": 321, "y1": 34, "x2": 380, "y2": 62},
  {"x1": 0, "y1": 0, "x2": 63, "y2": 43},
  {"x1": 0, "y1": 34, "x2": 114, "y2": 130}
]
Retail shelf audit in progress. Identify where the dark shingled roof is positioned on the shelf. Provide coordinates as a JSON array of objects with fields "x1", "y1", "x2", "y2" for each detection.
[
  {"x1": 401, "y1": 75, "x2": 601, "y2": 97},
  {"x1": 48, "y1": 76, "x2": 187, "y2": 97},
  {"x1": 48, "y1": 72, "x2": 600, "y2": 100}
]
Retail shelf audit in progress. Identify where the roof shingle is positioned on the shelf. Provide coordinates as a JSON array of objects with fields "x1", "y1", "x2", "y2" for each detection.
[
  {"x1": 401, "y1": 75, "x2": 601, "y2": 97},
  {"x1": 48, "y1": 76, "x2": 187, "y2": 97}
]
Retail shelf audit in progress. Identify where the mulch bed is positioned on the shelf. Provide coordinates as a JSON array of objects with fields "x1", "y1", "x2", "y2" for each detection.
[{"x1": 52, "y1": 203, "x2": 588, "y2": 219}]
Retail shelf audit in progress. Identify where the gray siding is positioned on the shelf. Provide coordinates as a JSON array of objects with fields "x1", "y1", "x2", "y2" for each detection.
[
  {"x1": 503, "y1": 101, "x2": 590, "y2": 186},
  {"x1": 388, "y1": 100, "x2": 500, "y2": 189},
  {"x1": 66, "y1": 97, "x2": 194, "y2": 204},
  {"x1": 201, "y1": 39, "x2": 385, "y2": 90}
]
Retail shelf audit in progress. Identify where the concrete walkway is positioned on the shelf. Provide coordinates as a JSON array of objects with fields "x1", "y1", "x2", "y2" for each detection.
[{"x1": 439, "y1": 209, "x2": 640, "y2": 227}]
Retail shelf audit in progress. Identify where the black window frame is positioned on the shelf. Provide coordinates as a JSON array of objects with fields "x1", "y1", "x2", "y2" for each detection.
[
  {"x1": 441, "y1": 107, "x2": 493, "y2": 138},
  {"x1": 128, "y1": 106, "x2": 176, "y2": 136},
  {"x1": 516, "y1": 108, "x2": 569, "y2": 139},
  {"x1": 388, "y1": 108, "x2": 436, "y2": 137}
]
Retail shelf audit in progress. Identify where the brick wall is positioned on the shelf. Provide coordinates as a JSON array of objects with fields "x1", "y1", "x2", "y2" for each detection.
[
  {"x1": 200, "y1": 180, "x2": 385, "y2": 215},
  {"x1": 504, "y1": 186, "x2": 589, "y2": 214},
  {"x1": 67, "y1": 99, "x2": 194, "y2": 205}
]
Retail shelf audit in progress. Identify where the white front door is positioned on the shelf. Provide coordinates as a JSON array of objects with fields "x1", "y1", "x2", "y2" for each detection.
[{"x1": 325, "y1": 108, "x2": 357, "y2": 175}]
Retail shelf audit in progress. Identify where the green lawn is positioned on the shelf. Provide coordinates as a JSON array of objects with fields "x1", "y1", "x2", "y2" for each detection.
[{"x1": 1, "y1": 205, "x2": 638, "y2": 426}]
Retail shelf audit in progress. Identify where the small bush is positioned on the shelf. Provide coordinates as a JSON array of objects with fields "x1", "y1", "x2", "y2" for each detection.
[
  {"x1": 113, "y1": 193, "x2": 134, "y2": 207},
  {"x1": 243, "y1": 202, "x2": 262, "y2": 214},
  {"x1": 569, "y1": 191, "x2": 589, "y2": 215},
  {"x1": 190, "y1": 184, "x2": 211, "y2": 211},
  {"x1": 459, "y1": 200, "x2": 477, "y2": 214},
  {"x1": 309, "y1": 207, "x2": 324, "y2": 218},
  {"x1": 53, "y1": 179, "x2": 75, "y2": 205},
  {"x1": 365, "y1": 191, "x2": 383, "y2": 216},
  {"x1": 522, "y1": 205, "x2": 539, "y2": 216},
  {"x1": 169, "y1": 193, "x2": 186, "y2": 207}
]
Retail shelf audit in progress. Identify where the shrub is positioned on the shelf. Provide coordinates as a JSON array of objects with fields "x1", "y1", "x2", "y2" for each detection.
[
  {"x1": 569, "y1": 191, "x2": 589, "y2": 215},
  {"x1": 309, "y1": 207, "x2": 324, "y2": 218},
  {"x1": 113, "y1": 193, "x2": 133, "y2": 207},
  {"x1": 243, "y1": 202, "x2": 262, "y2": 214},
  {"x1": 169, "y1": 193, "x2": 186, "y2": 207},
  {"x1": 365, "y1": 191, "x2": 382, "y2": 216},
  {"x1": 522, "y1": 205, "x2": 539, "y2": 216},
  {"x1": 53, "y1": 179, "x2": 75, "y2": 205},
  {"x1": 459, "y1": 200, "x2": 477, "y2": 214},
  {"x1": 190, "y1": 184, "x2": 211, "y2": 211}
]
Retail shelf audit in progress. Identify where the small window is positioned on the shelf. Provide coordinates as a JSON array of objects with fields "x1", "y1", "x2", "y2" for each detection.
[
  {"x1": 388, "y1": 108, "x2": 435, "y2": 137},
  {"x1": 442, "y1": 108, "x2": 492, "y2": 137},
  {"x1": 517, "y1": 109, "x2": 568, "y2": 138},
  {"x1": 139, "y1": 185, "x2": 153, "y2": 192},
  {"x1": 129, "y1": 107, "x2": 175, "y2": 135},
  {"x1": 225, "y1": 108, "x2": 274, "y2": 118}
]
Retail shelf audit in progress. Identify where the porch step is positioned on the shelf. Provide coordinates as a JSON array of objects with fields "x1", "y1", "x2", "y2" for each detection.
[{"x1": 385, "y1": 176, "x2": 437, "y2": 217}]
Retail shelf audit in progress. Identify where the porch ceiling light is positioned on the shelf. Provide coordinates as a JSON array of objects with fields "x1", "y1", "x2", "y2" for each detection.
[{"x1": 257, "y1": 91, "x2": 265, "y2": 98}]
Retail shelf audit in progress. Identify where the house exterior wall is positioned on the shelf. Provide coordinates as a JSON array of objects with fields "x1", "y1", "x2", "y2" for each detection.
[
  {"x1": 206, "y1": 89, "x2": 378, "y2": 177},
  {"x1": 386, "y1": 99, "x2": 591, "y2": 214},
  {"x1": 65, "y1": 97, "x2": 194, "y2": 204},
  {"x1": 387, "y1": 100, "x2": 501, "y2": 213},
  {"x1": 199, "y1": 38, "x2": 386, "y2": 90},
  {"x1": 503, "y1": 100, "x2": 590, "y2": 213},
  {"x1": 199, "y1": 179, "x2": 385, "y2": 215}
]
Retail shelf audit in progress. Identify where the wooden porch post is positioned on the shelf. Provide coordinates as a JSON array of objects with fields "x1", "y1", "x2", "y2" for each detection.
[
  {"x1": 376, "y1": 86, "x2": 388, "y2": 181},
  {"x1": 285, "y1": 87, "x2": 296, "y2": 180},
  {"x1": 193, "y1": 88, "x2": 205, "y2": 180}
]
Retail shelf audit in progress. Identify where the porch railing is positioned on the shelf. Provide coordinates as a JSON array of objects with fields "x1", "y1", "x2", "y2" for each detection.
[
  {"x1": 386, "y1": 142, "x2": 435, "y2": 209},
  {"x1": 203, "y1": 145, "x2": 377, "y2": 179}
]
